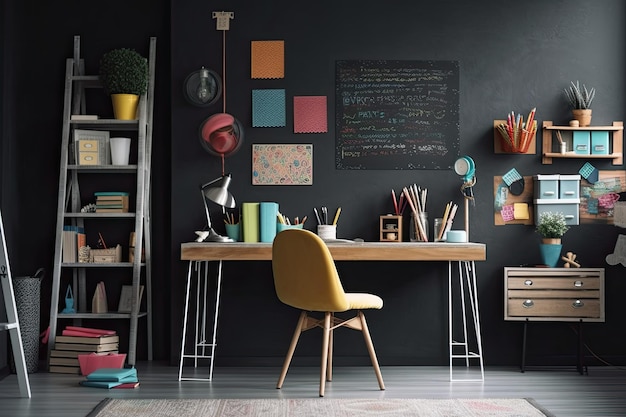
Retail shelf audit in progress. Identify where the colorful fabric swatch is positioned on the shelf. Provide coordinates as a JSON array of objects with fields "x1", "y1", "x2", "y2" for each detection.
[
  {"x1": 252, "y1": 89, "x2": 286, "y2": 127},
  {"x1": 251, "y1": 40, "x2": 284, "y2": 79},
  {"x1": 579, "y1": 162, "x2": 599, "y2": 184},
  {"x1": 502, "y1": 168, "x2": 522, "y2": 186},
  {"x1": 294, "y1": 96, "x2": 328, "y2": 133},
  {"x1": 500, "y1": 204, "x2": 515, "y2": 222},
  {"x1": 252, "y1": 144, "x2": 313, "y2": 185}
]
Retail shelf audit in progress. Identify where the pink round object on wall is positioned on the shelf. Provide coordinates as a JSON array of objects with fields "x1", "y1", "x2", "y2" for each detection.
[{"x1": 199, "y1": 113, "x2": 243, "y2": 157}]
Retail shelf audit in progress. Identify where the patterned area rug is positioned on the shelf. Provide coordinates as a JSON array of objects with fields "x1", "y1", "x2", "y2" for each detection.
[{"x1": 87, "y1": 398, "x2": 555, "y2": 417}]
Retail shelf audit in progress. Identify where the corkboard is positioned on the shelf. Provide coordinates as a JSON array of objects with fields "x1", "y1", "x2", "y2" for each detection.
[
  {"x1": 580, "y1": 170, "x2": 626, "y2": 224},
  {"x1": 494, "y1": 175, "x2": 534, "y2": 225}
]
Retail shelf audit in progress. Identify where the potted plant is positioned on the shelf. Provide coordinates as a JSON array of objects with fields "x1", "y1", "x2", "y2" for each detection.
[
  {"x1": 564, "y1": 80, "x2": 595, "y2": 127},
  {"x1": 536, "y1": 211, "x2": 569, "y2": 243},
  {"x1": 99, "y1": 48, "x2": 148, "y2": 120},
  {"x1": 536, "y1": 211, "x2": 569, "y2": 267}
]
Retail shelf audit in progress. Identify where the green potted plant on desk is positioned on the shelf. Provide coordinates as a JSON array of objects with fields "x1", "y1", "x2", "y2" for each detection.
[
  {"x1": 564, "y1": 80, "x2": 595, "y2": 127},
  {"x1": 99, "y1": 47, "x2": 148, "y2": 120},
  {"x1": 536, "y1": 211, "x2": 569, "y2": 267}
]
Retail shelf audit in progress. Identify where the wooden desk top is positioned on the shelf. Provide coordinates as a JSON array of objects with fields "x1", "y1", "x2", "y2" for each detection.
[{"x1": 181, "y1": 241, "x2": 486, "y2": 262}]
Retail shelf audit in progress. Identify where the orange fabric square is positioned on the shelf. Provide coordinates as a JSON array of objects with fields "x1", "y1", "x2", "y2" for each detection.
[{"x1": 251, "y1": 40, "x2": 285, "y2": 79}]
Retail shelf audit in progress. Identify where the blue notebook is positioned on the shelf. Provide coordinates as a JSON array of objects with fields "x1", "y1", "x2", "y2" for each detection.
[{"x1": 86, "y1": 367, "x2": 137, "y2": 382}]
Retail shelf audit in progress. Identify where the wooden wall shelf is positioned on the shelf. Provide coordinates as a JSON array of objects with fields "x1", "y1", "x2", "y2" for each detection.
[{"x1": 542, "y1": 121, "x2": 623, "y2": 165}]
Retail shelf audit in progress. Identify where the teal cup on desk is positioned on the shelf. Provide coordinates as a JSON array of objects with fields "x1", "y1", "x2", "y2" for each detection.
[
  {"x1": 277, "y1": 223, "x2": 303, "y2": 233},
  {"x1": 225, "y1": 223, "x2": 240, "y2": 241}
]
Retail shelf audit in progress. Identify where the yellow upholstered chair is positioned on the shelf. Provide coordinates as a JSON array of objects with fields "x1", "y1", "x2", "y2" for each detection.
[{"x1": 271, "y1": 228, "x2": 385, "y2": 397}]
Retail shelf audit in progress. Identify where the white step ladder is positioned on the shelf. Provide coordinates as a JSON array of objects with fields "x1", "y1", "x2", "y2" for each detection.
[{"x1": 0, "y1": 209, "x2": 31, "y2": 398}]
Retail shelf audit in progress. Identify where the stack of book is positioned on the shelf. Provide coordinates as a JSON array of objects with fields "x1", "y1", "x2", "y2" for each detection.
[
  {"x1": 80, "y1": 367, "x2": 139, "y2": 389},
  {"x1": 95, "y1": 191, "x2": 129, "y2": 213},
  {"x1": 62, "y1": 225, "x2": 86, "y2": 263},
  {"x1": 49, "y1": 326, "x2": 119, "y2": 374}
]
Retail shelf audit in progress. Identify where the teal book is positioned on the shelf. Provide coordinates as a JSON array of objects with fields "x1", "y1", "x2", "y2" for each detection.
[
  {"x1": 80, "y1": 380, "x2": 123, "y2": 389},
  {"x1": 242, "y1": 202, "x2": 260, "y2": 243},
  {"x1": 86, "y1": 367, "x2": 137, "y2": 382},
  {"x1": 80, "y1": 374, "x2": 138, "y2": 388},
  {"x1": 94, "y1": 191, "x2": 129, "y2": 196},
  {"x1": 259, "y1": 202, "x2": 279, "y2": 243}
]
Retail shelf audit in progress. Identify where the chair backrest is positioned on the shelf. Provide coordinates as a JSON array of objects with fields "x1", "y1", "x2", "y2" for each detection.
[{"x1": 272, "y1": 228, "x2": 349, "y2": 312}]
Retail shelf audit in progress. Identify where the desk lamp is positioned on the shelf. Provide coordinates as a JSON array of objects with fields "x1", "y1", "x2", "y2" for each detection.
[{"x1": 200, "y1": 174, "x2": 235, "y2": 242}]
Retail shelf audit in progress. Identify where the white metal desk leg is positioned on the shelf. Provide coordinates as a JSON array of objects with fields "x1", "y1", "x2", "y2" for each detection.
[
  {"x1": 449, "y1": 260, "x2": 484, "y2": 382},
  {"x1": 179, "y1": 260, "x2": 224, "y2": 381},
  {"x1": 178, "y1": 261, "x2": 193, "y2": 381}
]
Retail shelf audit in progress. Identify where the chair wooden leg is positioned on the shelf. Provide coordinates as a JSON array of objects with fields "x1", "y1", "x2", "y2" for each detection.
[
  {"x1": 327, "y1": 313, "x2": 334, "y2": 382},
  {"x1": 277, "y1": 311, "x2": 307, "y2": 389},
  {"x1": 358, "y1": 311, "x2": 385, "y2": 390},
  {"x1": 319, "y1": 312, "x2": 332, "y2": 397}
]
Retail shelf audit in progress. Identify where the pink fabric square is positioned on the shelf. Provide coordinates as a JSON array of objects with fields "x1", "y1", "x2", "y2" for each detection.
[
  {"x1": 500, "y1": 204, "x2": 515, "y2": 222},
  {"x1": 293, "y1": 96, "x2": 327, "y2": 133}
]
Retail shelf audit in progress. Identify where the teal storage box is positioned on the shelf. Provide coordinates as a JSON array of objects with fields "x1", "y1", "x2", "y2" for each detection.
[
  {"x1": 573, "y1": 131, "x2": 590, "y2": 155},
  {"x1": 591, "y1": 131, "x2": 609, "y2": 155},
  {"x1": 559, "y1": 174, "x2": 581, "y2": 199},
  {"x1": 533, "y1": 175, "x2": 559, "y2": 199}
]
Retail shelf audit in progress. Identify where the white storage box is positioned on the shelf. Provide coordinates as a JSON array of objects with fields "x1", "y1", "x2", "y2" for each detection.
[{"x1": 534, "y1": 199, "x2": 580, "y2": 226}]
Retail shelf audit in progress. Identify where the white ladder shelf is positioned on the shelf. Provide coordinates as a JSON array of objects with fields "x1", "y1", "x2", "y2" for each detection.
[{"x1": 0, "y1": 209, "x2": 31, "y2": 398}]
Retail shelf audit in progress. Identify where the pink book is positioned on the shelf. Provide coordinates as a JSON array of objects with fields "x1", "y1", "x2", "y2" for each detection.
[{"x1": 64, "y1": 326, "x2": 116, "y2": 336}]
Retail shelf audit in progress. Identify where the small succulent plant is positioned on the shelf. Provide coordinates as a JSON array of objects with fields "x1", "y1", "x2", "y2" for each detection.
[{"x1": 564, "y1": 80, "x2": 595, "y2": 110}]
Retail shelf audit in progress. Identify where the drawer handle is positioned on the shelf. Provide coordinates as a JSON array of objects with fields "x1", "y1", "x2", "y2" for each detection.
[
  {"x1": 574, "y1": 280, "x2": 583, "y2": 287},
  {"x1": 565, "y1": 215, "x2": 574, "y2": 219},
  {"x1": 564, "y1": 191, "x2": 575, "y2": 195},
  {"x1": 524, "y1": 279, "x2": 533, "y2": 286},
  {"x1": 544, "y1": 191, "x2": 555, "y2": 196},
  {"x1": 572, "y1": 300, "x2": 584, "y2": 308},
  {"x1": 522, "y1": 299, "x2": 534, "y2": 308}
]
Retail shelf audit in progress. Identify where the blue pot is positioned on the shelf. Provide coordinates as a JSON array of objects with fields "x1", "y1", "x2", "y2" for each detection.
[{"x1": 539, "y1": 243, "x2": 562, "y2": 267}]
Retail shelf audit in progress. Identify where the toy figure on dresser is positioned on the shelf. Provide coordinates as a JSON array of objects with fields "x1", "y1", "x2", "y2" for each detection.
[{"x1": 562, "y1": 251, "x2": 581, "y2": 268}]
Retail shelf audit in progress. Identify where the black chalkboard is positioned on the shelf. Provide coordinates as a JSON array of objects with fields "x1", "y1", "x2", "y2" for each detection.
[{"x1": 335, "y1": 60, "x2": 459, "y2": 170}]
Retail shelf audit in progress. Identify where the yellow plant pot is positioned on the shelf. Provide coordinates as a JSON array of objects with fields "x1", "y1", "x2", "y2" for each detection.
[{"x1": 111, "y1": 94, "x2": 139, "y2": 120}]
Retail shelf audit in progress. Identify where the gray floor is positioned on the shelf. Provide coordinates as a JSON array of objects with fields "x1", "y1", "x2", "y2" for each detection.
[{"x1": 1, "y1": 363, "x2": 625, "y2": 416}]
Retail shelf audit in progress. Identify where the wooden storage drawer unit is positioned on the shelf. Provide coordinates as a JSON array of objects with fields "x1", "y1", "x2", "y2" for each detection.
[{"x1": 504, "y1": 267, "x2": 604, "y2": 322}]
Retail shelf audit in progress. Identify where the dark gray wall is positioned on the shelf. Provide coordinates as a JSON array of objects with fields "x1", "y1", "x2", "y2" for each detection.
[
  {"x1": 2, "y1": 0, "x2": 625, "y2": 371},
  {"x1": 171, "y1": 0, "x2": 626, "y2": 367}
]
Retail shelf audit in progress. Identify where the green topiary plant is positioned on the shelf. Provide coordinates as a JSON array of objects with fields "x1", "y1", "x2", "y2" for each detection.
[
  {"x1": 536, "y1": 211, "x2": 569, "y2": 240},
  {"x1": 564, "y1": 80, "x2": 595, "y2": 110},
  {"x1": 99, "y1": 48, "x2": 148, "y2": 96}
]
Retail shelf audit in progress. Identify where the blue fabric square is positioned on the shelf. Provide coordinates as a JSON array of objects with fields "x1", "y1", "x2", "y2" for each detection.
[{"x1": 252, "y1": 89, "x2": 286, "y2": 127}]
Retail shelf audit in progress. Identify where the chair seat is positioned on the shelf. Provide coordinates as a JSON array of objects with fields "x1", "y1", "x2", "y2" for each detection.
[{"x1": 345, "y1": 293, "x2": 383, "y2": 310}]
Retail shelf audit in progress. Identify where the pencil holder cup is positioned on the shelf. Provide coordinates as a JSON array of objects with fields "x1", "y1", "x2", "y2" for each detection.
[
  {"x1": 277, "y1": 223, "x2": 303, "y2": 233},
  {"x1": 410, "y1": 212, "x2": 428, "y2": 242},
  {"x1": 434, "y1": 218, "x2": 446, "y2": 242},
  {"x1": 317, "y1": 225, "x2": 337, "y2": 240},
  {"x1": 225, "y1": 223, "x2": 240, "y2": 241}
]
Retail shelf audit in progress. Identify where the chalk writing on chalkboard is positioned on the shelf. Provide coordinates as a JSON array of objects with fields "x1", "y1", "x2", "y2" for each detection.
[{"x1": 335, "y1": 60, "x2": 459, "y2": 170}]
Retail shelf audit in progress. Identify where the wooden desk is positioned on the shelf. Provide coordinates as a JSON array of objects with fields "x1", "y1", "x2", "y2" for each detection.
[
  {"x1": 179, "y1": 241, "x2": 487, "y2": 382},
  {"x1": 181, "y1": 241, "x2": 486, "y2": 262}
]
